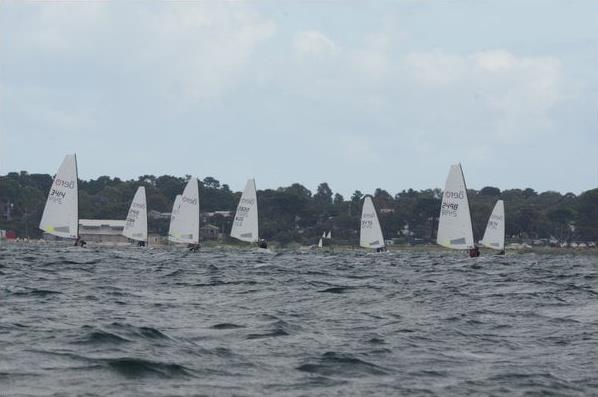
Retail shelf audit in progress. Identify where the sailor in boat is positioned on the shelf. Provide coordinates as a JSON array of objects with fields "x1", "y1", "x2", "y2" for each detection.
[
  {"x1": 137, "y1": 241, "x2": 146, "y2": 247},
  {"x1": 469, "y1": 247, "x2": 480, "y2": 258},
  {"x1": 376, "y1": 246, "x2": 386, "y2": 253},
  {"x1": 497, "y1": 249, "x2": 505, "y2": 255},
  {"x1": 257, "y1": 239, "x2": 268, "y2": 249},
  {"x1": 74, "y1": 237, "x2": 87, "y2": 248},
  {"x1": 188, "y1": 243, "x2": 200, "y2": 252}
]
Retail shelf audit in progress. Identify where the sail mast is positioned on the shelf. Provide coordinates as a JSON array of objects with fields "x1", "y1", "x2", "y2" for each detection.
[{"x1": 74, "y1": 153, "x2": 79, "y2": 239}]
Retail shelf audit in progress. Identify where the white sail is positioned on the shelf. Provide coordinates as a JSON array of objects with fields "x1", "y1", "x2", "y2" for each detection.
[
  {"x1": 230, "y1": 178, "x2": 259, "y2": 243},
  {"x1": 168, "y1": 178, "x2": 200, "y2": 244},
  {"x1": 122, "y1": 186, "x2": 147, "y2": 242},
  {"x1": 39, "y1": 154, "x2": 79, "y2": 239},
  {"x1": 167, "y1": 194, "x2": 182, "y2": 243},
  {"x1": 318, "y1": 238, "x2": 323, "y2": 248},
  {"x1": 481, "y1": 200, "x2": 505, "y2": 250},
  {"x1": 360, "y1": 195, "x2": 385, "y2": 249},
  {"x1": 436, "y1": 163, "x2": 475, "y2": 250},
  {"x1": 326, "y1": 231, "x2": 331, "y2": 239}
]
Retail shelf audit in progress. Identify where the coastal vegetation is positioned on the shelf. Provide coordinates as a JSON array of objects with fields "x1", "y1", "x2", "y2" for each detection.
[{"x1": 1, "y1": 171, "x2": 597, "y2": 245}]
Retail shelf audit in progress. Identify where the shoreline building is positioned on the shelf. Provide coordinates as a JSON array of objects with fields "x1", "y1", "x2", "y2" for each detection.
[
  {"x1": 43, "y1": 219, "x2": 127, "y2": 244},
  {"x1": 78, "y1": 219, "x2": 128, "y2": 244}
]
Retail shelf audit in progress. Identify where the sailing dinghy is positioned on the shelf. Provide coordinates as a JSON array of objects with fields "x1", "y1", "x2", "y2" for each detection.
[
  {"x1": 317, "y1": 231, "x2": 332, "y2": 249},
  {"x1": 436, "y1": 163, "x2": 478, "y2": 257},
  {"x1": 122, "y1": 186, "x2": 148, "y2": 246},
  {"x1": 360, "y1": 195, "x2": 386, "y2": 252},
  {"x1": 480, "y1": 200, "x2": 505, "y2": 254},
  {"x1": 39, "y1": 154, "x2": 80, "y2": 243},
  {"x1": 231, "y1": 178, "x2": 268, "y2": 250},
  {"x1": 168, "y1": 178, "x2": 200, "y2": 250}
]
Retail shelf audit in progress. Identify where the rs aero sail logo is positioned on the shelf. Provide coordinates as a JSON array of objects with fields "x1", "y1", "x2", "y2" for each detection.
[
  {"x1": 55, "y1": 178, "x2": 75, "y2": 189},
  {"x1": 444, "y1": 190, "x2": 464, "y2": 199}
]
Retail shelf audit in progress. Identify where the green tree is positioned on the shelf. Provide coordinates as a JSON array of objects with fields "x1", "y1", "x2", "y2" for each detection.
[
  {"x1": 314, "y1": 183, "x2": 333, "y2": 204},
  {"x1": 576, "y1": 189, "x2": 598, "y2": 241}
]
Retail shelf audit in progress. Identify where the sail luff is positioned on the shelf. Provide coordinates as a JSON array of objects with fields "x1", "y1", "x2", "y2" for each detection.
[
  {"x1": 168, "y1": 194, "x2": 182, "y2": 243},
  {"x1": 74, "y1": 154, "x2": 79, "y2": 238}
]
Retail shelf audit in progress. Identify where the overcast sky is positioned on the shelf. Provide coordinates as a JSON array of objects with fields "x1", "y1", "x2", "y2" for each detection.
[{"x1": 1, "y1": 1, "x2": 597, "y2": 196}]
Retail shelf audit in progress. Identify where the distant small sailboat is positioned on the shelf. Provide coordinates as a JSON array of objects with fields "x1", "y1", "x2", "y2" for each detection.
[
  {"x1": 39, "y1": 154, "x2": 79, "y2": 241},
  {"x1": 315, "y1": 232, "x2": 325, "y2": 249},
  {"x1": 231, "y1": 178, "x2": 267, "y2": 249},
  {"x1": 168, "y1": 178, "x2": 200, "y2": 249},
  {"x1": 480, "y1": 200, "x2": 505, "y2": 253},
  {"x1": 317, "y1": 231, "x2": 332, "y2": 248},
  {"x1": 360, "y1": 195, "x2": 385, "y2": 251},
  {"x1": 168, "y1": 194, "x2": 182, "y2": 243},
  {"x1": 122, "y1": 186, "x2": 148, "y2": 246},
  {"x1": 437, "y1": 163, "x2": 478, "y2": 256}
]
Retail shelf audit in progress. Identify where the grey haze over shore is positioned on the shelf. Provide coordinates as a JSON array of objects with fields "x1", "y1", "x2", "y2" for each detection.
[{"x1": 1, "y1": 1, "x2": 597, "y2": 196}]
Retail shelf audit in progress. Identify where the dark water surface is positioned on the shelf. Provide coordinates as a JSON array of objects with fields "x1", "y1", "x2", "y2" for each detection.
[{"x1": 1, "y1": 244, "x2": 597, "y2": 396}]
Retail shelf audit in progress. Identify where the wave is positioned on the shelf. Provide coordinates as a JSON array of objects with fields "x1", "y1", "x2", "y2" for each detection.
[
  {"x1": 97, "y1": 322, "x2": 172, "y2": 341},
  {"x1": 42, "y1": 259, "x2": 101, "y2": 266},
  {"x1": 246, "y1": 328, "x2": 289, "y2": 339},
  {"x1": 207, "y1": 264, "x2": 220, "y2": 272},
  {"x1": 103, "y1": 357, "x2": 193, "y2": 379},
  {"x1": 175, "y1": 280, "x2": 259, "y2": 288},
  {"x1": 368, "y1": 337, "x2": 386, "y2": 344},
  {"x1": 297, "y1": 352, "x2": 388, "y2": 377},
  {"x1": 12, "y1": 288, "x2": 62, "y2": 297},
  {"x1": 75, "y1": 328, "x2": 131, "y2": 345},
  {"x1": 165, "y1": 269, "x2": 185, "y2": 277},
  {"x1": 211, "y1": 323, "x2": 245, "y2": 330},
  {"x1": 318, "y1": 286, "x2": 357, "y2": 294}
]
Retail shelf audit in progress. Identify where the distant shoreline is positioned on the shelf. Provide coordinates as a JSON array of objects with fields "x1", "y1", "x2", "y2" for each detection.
[{"x1": 4, "y1": 239, "x2": 597, "y2": 256}]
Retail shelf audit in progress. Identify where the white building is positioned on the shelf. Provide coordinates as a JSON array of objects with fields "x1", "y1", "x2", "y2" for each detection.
[{"x1": 78, "y1": 219, "x2": 128, "y2": 243}]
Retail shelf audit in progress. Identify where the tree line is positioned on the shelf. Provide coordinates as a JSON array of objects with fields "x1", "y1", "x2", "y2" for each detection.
[{"x1": 1, "y1": 171, "x2": 597, "y2": 245}]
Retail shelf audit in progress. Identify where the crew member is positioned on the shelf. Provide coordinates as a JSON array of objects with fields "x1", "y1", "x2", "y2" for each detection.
[{"x1": 469, "y1": 246, "x2": 480, "y2": 258}]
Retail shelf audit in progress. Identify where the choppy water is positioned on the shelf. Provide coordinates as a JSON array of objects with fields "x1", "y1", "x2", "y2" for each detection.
[{"x1": 1, "y1": 244, "x2": 597, "y2": 396}]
